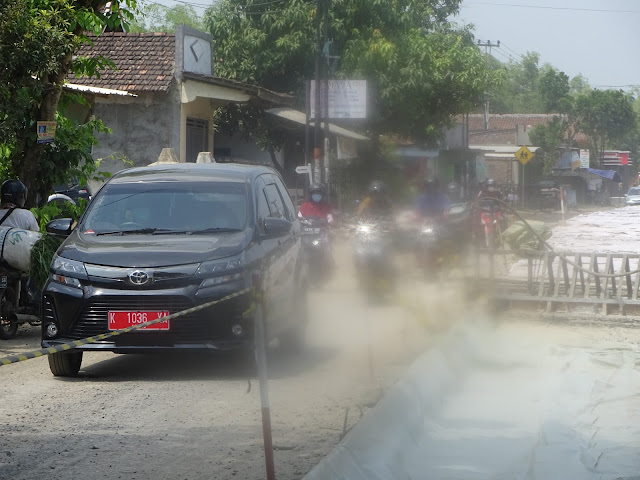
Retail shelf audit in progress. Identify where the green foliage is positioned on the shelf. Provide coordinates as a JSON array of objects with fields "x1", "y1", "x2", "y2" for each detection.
[
  {"x1": 529, "y1": 116, "x2": 572, "y2": 175},
  {"x1": 0, "y1": 0, "x2": 138, "y2": 206},
  {"x1": 574, "y1": 89, "x2": 637, "y2": 155},
  {"x1": 30, "y1": 197, "x2": 86, "y2": 232},
  {"x1": 206, "y1": 0, "x2": 498, "y2": 146},
  {"x1": 30, "y1": 235, "x2": 64, "y2": 290},
  {"x1": 129, "y1": 4, "x2": 203, "y2": 33},
  {"x1": 29, "y1": 197, "x2": 87, "y2": 288}
]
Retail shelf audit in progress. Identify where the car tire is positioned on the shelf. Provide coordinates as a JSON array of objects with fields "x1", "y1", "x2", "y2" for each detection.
[{"x1": 48, "y1": 350, "x2": 83, "y2": 377}]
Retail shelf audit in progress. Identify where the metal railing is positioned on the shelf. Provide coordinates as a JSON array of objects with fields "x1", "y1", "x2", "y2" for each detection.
[{"x1": 472, "y1": 249, "x2": 640, "y2": 317}]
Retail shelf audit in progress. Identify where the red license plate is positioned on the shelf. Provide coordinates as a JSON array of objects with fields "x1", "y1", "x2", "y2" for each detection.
[{"x1": 108, "y1": 311, "x2": 170, "y2": 331}]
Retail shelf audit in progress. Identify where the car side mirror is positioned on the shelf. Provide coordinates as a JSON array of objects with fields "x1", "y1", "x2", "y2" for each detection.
[
  {"x1": 263, "y1": 217, "x2": 292, "y2": 237},
  {"x1": 45, "y1": 218, "x2": 74, "y2": 236}
]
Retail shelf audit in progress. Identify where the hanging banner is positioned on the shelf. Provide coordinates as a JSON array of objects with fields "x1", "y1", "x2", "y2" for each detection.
[
  {"x1": 37, "y1": 121, "x2": 57, "y2": 144},
  {"x1": 309, "y1": 80, "x2": 367, "y2": 119}
]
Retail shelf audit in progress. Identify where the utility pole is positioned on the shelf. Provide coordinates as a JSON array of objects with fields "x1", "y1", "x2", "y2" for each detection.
[
  {"x1": 477, "y1": 40, "x2": 500, "y2": 130},
  {"x1": 313, "y1": 0, "x2": 328, "y2": 184}
]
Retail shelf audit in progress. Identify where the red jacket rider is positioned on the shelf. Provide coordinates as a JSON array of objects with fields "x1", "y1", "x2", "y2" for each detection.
[{"x1": 298, "y1": 183, "x2": 334, "y2": 224}]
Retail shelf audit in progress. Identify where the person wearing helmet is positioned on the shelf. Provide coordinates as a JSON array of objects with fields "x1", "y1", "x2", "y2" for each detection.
[
  {"x1": 298, "y1": 183, "x2": 334, "y2": 224},
  {"x1": 0, "y1": 179, "x2": 38, "y2": 231},
  {"x1": 477, "y1": 178, "x2": 501, "y2": 200},
  {"x1": 357, "y1": 180, "x2": 393, "y2": 219},
  {"x1": 414, "y1": 177, "x2": 450, "y2": 219}
]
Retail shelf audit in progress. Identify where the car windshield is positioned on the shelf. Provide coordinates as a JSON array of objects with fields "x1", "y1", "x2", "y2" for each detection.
[
  {"x1": 628, "y1": 188, "x2": 640, "y2": 195},
  {"x1": 81, "y1": 181, "x2": 248, "y2": 234}
]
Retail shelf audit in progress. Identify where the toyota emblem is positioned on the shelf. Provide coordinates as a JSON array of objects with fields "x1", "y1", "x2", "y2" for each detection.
[{"x1": 128, "y1": 270, "x2": 150, "y2": 286}]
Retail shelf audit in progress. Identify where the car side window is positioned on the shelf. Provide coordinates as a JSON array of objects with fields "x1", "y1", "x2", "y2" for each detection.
[
  {"x1": 272, "y1": 176, "x2": 296, "y2": 221},
  {"x1": 264, "y1": 184, "x2": 286, "y2": 219},
  {"x1": 255, "y1": 177, "x2": 270, "y2": 233}
]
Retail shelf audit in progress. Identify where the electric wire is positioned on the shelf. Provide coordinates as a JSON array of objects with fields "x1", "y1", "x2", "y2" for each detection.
[{"x1": 465, "y1": 1, "x2": 640, "y2": 14}]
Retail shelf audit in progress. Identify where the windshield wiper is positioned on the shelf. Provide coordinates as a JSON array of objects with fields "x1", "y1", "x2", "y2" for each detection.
[
  {"x1": 95, "y1": 228, "x2": 172, "y2": 236},
  {"x1": 186, "y1": 227, "x2": 243, "y2": 234}
]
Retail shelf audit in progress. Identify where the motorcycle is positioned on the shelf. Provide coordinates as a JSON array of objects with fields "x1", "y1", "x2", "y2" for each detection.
[
  {"x1": 352, "y1": 218, "x2": 395, "y2": 302},
  {"x1": 475, "y1": 201, "x2": 506, "y2": 249},
  {"x1": 414, "y1": 203, "x2": 473, "y2": 278},
  {"x1": 300, "y1": 215, "x2": 333, "y2": 286},
  {"x1": 0, "y1": 267, "x2": 40, "y2": 339}
]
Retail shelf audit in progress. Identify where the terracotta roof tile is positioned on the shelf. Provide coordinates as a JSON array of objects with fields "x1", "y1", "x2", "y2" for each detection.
[{"x1": 68, "y1": 33, "x2": 175, "y2": 93}]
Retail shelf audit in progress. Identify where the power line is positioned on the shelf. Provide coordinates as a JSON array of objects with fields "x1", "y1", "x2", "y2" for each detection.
[
  {"x1": 500, "y1": 42, "x2": 524, "y2": 61},
  {"x1": 465, "y1": 1, "x2": 640, "y2": 14}
]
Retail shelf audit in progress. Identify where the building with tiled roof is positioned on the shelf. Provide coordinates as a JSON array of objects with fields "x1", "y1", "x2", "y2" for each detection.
[
  {"x1": 459, "y1": 113, "x2": 588, "y2": 146},
  {"x1": 65, "y1": 27, "x2": 294, "y2": 180}
]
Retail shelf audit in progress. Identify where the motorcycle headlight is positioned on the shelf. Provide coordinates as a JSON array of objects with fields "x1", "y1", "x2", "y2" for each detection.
[
  {"x1": 50, "y1": 255, "x2": 87, "y2": 288},
  {"x1": 196, "y1": 254, "x2": 244, "y2": 288}
]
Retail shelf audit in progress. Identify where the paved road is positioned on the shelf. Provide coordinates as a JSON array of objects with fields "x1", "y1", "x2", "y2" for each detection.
[{"x1": 0, "y1": 242, "x2": 446, "y2": 480}]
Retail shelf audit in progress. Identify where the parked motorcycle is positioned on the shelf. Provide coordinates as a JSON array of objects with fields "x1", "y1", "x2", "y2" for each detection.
[
  {"x1": 0, "y1": 227, "x2": 44, "y2": 339},
  {"x1": 300, "y1": 215, "x2": 333, "y2": 286},
  {"x1": 352, "y1": 219, "x2": 395, "y2": 302},
  {"x1": 0, "y1": 267, "x2": 40, "y2": 339}
]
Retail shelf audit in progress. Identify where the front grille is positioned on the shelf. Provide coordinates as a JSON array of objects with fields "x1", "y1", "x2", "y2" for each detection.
[{"x1": 68, "y1": 294, "x2": 250, "y2": 345}]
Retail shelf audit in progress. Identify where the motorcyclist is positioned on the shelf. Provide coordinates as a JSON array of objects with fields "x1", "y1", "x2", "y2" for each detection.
[
  {"x1": 414, "y1": 178, "x2": 450, "y2": 220},
  {"x1": 0, "y1": 180, "x2": 39, "y2": 231},
  {"x1": 298, "y1": 183, "x2": 334, "y2": 224},
  {"x1": 477, "y1": 178, "x2": 502, "y2": 201},
  {"x1": 357, "y1": 180, "x2": 393, "y2": 220}
]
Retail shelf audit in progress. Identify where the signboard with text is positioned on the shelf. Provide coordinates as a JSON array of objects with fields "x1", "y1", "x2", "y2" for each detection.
[
  {"x1": 580, "y1": 149, "x2": 590, "y2": 168},
  {"x1": 309, "y1": 80, "x2": 367, "y2": 119},
  {"x1": 37, "y1": 121, "x2": 57, "y2": 144}
]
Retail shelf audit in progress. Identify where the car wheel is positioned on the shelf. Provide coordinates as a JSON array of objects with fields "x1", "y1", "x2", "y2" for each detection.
[
  {"x1": 48, "y1": 350, "x2": 83, "y2": 377},
  {"x1": 279, "y1": 289, "x2": 309, "y2": 352}
]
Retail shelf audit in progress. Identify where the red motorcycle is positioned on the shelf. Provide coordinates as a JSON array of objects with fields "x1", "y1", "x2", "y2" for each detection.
[{"x1": 475, "y1": 203, "x2": 505, "y2": 249}]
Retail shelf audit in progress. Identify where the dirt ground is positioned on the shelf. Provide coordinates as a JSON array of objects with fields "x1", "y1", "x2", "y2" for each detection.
[{"x1": 0, "y1": 240, "x2": 472, "y2": 480}]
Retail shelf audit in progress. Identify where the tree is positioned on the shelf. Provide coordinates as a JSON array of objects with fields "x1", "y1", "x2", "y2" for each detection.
[
  {"x1": 538, "y1": 67, "x2": 571, "y2": 113},
  {"x1": 205, "y1": 0, "x2": 498, "y2": 148},
  {"x1": 574, "y1": 89, "x2": 637, "y2": 162},
  {"x1": 129, "y1": 4, "x2": 204, "y2": 33},
  {"x1": 0, "y1": 0, "x2": 137, "y2": 206},
  {"x1": 529, "y1": 116, "x2": 573, "y2": 175}
]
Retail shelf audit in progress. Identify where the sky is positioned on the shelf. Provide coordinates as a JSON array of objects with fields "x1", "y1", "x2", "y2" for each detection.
[
  {"x1": 456, "y1": 0, "x2": 640, "y2": 89},
  {"x1": 151, "y1": 0, "x2": 640, "y2": 90}
]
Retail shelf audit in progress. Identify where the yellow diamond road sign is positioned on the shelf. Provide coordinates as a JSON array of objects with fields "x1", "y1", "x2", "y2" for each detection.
[{"x1": 515, "y1": 145, "x2": 534, "y2": 165}]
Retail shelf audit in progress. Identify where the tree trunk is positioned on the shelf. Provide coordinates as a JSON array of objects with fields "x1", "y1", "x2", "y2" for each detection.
[{"x1": 16, "y1": 52, "x2": 71, "y2": 207}]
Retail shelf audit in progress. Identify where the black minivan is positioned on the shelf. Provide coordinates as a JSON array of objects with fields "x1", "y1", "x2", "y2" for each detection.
[{"x1": 42, "y1": 163, "x2": 307, "y2": 376}]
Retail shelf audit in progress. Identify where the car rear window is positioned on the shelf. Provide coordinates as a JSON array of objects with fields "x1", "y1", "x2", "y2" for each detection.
[
  {"x1": 82, "y1": 181, "x2": 248, "y2": 233},
  {"x1": 628, "y1": 188, "x2": 640, "y2": 195}
]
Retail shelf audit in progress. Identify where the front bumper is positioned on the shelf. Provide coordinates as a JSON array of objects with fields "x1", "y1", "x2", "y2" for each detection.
[{"x1": 41, "y1": 280, "x2": 254, "y2": 352}]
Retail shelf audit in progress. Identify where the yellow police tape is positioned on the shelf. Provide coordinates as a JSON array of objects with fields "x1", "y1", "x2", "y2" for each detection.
[{"x1": 0, "y1": 287, "x2": 253, "y2": 367}]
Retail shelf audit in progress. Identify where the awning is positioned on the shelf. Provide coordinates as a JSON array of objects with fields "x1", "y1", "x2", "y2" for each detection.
[
  {"x1": 586, "y1": 168, "x2": 622, "y2": 182},
  {"x1": 266, "y1": 108, "x2": 369, "y2": 141}
]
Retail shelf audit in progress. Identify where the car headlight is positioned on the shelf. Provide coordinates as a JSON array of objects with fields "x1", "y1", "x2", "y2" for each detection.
[
  {"x1": 196, "y1": 254, "x2": 244, "y2": 288},
  {"x1": 50, "y1": 255, "x2": 87, "y2": 288}
]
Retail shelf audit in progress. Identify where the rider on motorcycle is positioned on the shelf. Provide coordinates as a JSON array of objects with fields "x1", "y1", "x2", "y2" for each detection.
[
  {"x1": 477, "y1": 178, "x2": 502, "y2": 201},
  {"x1": 357, "y1": 180, "x2": 393, "y2": 220},
  {"x1": 298, "y1": 183, "x2": 334, "y2": 224},
  {"x1": 0, "y1": 179, "x2": 38, "y2": 231},
  {"x1": 414, "y1": 178, "x2": 450, "y2": 220}
]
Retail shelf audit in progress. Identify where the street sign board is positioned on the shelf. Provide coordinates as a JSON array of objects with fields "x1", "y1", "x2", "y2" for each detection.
[
  {"x1": 295, "y1": 165, "x2": 310, "y2": 174},
  {"x1": 309, "y1": 80, "x2": 367, "y2": 119},
  {"x1": 515, "y1": 145, "x2": 534, "y2": 165},
  {"x1": 37, "y1": 121, "x2": 57, "y2": 144},
  {"x1": 580, "y1": 149, "x2": 590, "y2": 168}
]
